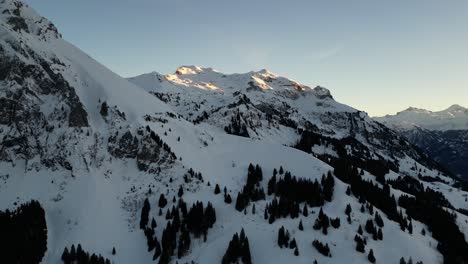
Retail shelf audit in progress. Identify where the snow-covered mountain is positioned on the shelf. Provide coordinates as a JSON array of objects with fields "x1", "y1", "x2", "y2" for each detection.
[
  {"x1": 375, "y1": 105, "x2": 468, "y2": 181},
  {"x1": 376, "y1": 105, "x2": 468, "y2": 131},
  {"x1": 1, "y1": 1, "x2": 468, "y2": 264}
]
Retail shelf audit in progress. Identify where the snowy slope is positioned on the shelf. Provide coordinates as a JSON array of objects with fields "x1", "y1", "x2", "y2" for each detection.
[
  {"x1": 127, "y1": 68, "x2": 468, "y2": 262},
  {"x1": 1, "y1": 1, "x2": 468, "y2": 264}
]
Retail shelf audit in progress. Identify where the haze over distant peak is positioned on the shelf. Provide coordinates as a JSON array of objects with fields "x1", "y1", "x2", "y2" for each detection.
[{"x1": 375, "y1": 104, "x2": 468, "y2": 131}]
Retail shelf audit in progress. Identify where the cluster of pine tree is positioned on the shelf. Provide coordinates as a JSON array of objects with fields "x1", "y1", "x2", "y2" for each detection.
[
  {"x1": 329, "y1": 152, "x2": 468, "y2": 262},
  {"x1": 385, "y1": 173, "x2": 468, "y2": 263},
  {"x1": 277, "y1": 226, "x2": 300, "y2": 255},
  {"x1": 140, "y1": 197, "x2": 217, "y2": 264},
  {"x1": 399, "y1": 257, "x2": 424, "y2": 264},
  {"x1": 0, "y1": 200, "x2": 47, "y2": 264},
  {"x1": 312, "y1": 208, "x2": 330, "y2": 234},
  {"x1": 296, "y1": 135, "x2": 400, "y2": 262},
  {"x1": 222, "y1": 229, "x2": 252, "y2": 264},
  {"x1": 235, "y1": 164, "x2": 265, "y2": 212},
  {"x1": 139, "y1": 198, "x2": 160, "y2": 255},
  {"x1": 183, "y1": 168, "x2": 204, "y2": 184},
  {"x1": 268, "y1": 170, "x2": 334, "y2": 205},
  {"x1": 224, "y1": 111, "x2": 249, "y2": 138},
  {"x1": 264, "y1": 169, "x2": 335, "y2": 223},
  {"x1": 220, "y1": 186, "x2": 233, "y2": 204},
  {"x1": 294, "y1": 130, "x2": 397, "y2": 178},
  {"x1": 192, "y1": 110, "x2": 210, "y2": 124},
  {"x1": 354, "y1": 234, "x2": 366, "y2": 253},
  {"x1": 61, "y1": 244, "x2": 111, "y2": 264},
  {"x1": 364, "y1": 219, "x2": 383, "y2": 240},
  {"x1": 355, "y1": 234, "x2": 380, "y2": 263},
  {"x1": 389, "y1": 176, "x2": 452, "y2": 208},
  {"x1": 148, "y1": 128, "x2": 177, "y2": 160},
  {"x1": 293, "y1": 129, "x2": 461, "y2": 263},
  {"x1": 333, "y1": 162, "x2": 408, "y2": 227},
  {"x1": 185, "y1": 201, "x2": 216, "y2": 238},
  {"x1": 312, "y1": 240, "x2": 331, "y2": 257},
  {"x1": 399, "y1": 194, "x2": 468, "y2": 263},
  {"x1": 265, "y1": 196, "x2": 301, "y2": 224}
]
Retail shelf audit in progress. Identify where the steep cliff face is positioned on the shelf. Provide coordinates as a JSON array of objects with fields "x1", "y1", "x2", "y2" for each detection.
[{"x1": 0, "y1": 0, "x2": 181, "y2": 173}]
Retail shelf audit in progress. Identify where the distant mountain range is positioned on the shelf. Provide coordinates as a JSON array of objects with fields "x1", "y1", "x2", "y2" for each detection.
[{"x1": 376, "y1": 105, "x2": 468, "y2": 180}]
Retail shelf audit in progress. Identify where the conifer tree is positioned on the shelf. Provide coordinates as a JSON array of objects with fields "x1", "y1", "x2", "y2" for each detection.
[
  {"x1": 235, "y1": 192, "x2": 246, "y2": 212},
  {"x1": 70, "y1": 245, "x2": 76, "y2": 261},
  {"x1": 153, "y1": 237, "x2": 161, "y2": 260},
  {"x1": 408, "y1": 219, "x2": 413, "y2": 234},
  {"x1": 368, "y1": 249, "x2": 376, "y2": 263},
  {"x1": 278, "y1": 226, "x2": 286, "y2": 248},
  {"x1": 358, "y1": 225, "x2": 363, "y2": 235},
  {"x1": 345, "y1": 204, "x2": 352, "y2": 216},
  {"x1": 178, "y1": 186, "x2": 184, "y2": 197},
  {"x1": 289, "y1": 238, "x2": 297, "y2": 249},
  {"x1": 140, "y1": 198, "x2": 151, "y2": 229},
  {"x1": 374, "y1": 212, "x2": 384, "y2": 227},
  {"x1": 303, "y1": 204, "x2": 309, "y2": 217},
  {"x1": 241, "y1": 237, "x2": 252, "y2": 264},
  {"x1": 267, "y1": 175, "x2": 277, "y2": 195},
  {"x1": 298, "y1": 220, "x2": 304, "y2": 231},
  {"x1": 356, "y1": 239, "x2": 365, "y2": 253},
  {"x1": 159, "y1": 194, "x2": 168, "y2": 208},
  {"x1": 62, "y1": 247, "x2": 70, "y2": 263},
  {"x1": 224, "y1": 193, "x2": 232, "y2": 204},
  {"x1": 222, "y1": 230, "x2": 252, "y2": 264}
]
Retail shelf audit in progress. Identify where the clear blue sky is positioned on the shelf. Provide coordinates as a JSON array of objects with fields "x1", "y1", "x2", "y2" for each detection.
[{"x1": 24, "y1": 0, "x2": 467, "y2": 116}]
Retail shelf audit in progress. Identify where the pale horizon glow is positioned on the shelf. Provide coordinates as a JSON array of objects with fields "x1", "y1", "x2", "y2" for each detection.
[{"x1": 23, "y1": 0, "x2": 468, "y2": 116}]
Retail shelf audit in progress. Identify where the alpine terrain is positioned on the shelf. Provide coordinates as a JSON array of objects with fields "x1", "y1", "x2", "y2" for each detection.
[
  {"x1": 1, "y1": 1, "x2": 468, "y2": 264},
  {"x1": 376, "y1": 105, "x2": 468, "y2": 181}
]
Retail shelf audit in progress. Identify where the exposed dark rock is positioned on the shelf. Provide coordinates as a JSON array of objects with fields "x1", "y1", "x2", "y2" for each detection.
[
  {"x1": 68, "y1": 102, "x2": 89, "y2": 127},
  {"x1": 108, "y1": 131, "x2": 139, "y2": 159},
  {"x1": 7, "y1": 16, "x2": 28, "y2": 32}
]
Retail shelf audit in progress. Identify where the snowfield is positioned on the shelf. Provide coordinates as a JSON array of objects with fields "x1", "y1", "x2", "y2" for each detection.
[{"x1": 1, "y1": 1, "x2": 468, "y2": 264}]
